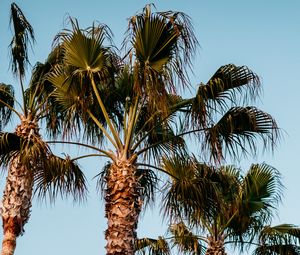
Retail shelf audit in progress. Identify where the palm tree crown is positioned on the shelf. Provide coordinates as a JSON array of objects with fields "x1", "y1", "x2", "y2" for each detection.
[{"x1": 40, "y1": 4, "x2": 280, "y2": 255}]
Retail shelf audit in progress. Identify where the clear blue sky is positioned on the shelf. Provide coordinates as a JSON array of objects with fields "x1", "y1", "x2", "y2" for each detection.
[{"x1": 0, "y1": 1, "x2": 300, "y2": 254}]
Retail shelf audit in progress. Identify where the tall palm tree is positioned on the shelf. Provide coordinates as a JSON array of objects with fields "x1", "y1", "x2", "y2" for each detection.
[
  {"x1": 0, "y1": 3, "x2": 87, "y2": 255},
  {"x1": 160, "y1": 157, "x2": 300, "y2": 255},
  {"x1": 46, "y1": 5, "x2": 279, "y2": 255}
]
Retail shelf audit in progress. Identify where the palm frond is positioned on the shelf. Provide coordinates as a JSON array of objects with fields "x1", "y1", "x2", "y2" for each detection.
[
  {"x1": 0, "y1": 83, "x2": 15, "y2": 129},
  {"x1": 34, "y1": 154, "x2": 87, "y2": 203},
  {"x1": 169, "y1": 222, "x2": 205, "y2": 255},
  {"x1": 227, "y1": 163, "x2": 283, "y2": 247},
  {"x1": 203, "y1": 106, "x2": 279, "y2": 162},
  {"x1": 0, "y1": 132, "x2": 21, "y2": 166},
  {"x1": 162, "y1": 155, "x2": 218, "y2": 222},
  {"x1": 253, "y1": 244, "x2": 300, "y2": 255},
  {"x1": 135, "y1": 237, "x2": 170, "y2": 255},
  {"x1": 126, "y1": 4, "x2": 198, "y2": 113},
  {"x1": 136, "y1": 167, "x2": 158, "y2": 208},
  {"x1": 9, "y1": 2, "x2": 35, "y2": 78},
  {"x1": 191, "y1": 64, "x2": 260, "y2": 128},
  {"x1": 257, "y1": 224, "x2": 300, "y2": 252}
]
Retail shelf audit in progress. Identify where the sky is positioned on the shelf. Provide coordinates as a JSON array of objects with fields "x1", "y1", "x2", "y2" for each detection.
[{"x1": 0, "y1": 0, "x2": 300, "y2": 254}]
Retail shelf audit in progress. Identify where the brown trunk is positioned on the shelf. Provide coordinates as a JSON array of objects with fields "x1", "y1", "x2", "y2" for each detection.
[
  {"x1": 206, "y1": 235, "x2": 227, "y2": 255},
  {"x1": 1, "y1": 157, "x2": 33, "y2": 255},
  {"x1": 104, "y1": 153, "x2": 142, "y2": 255},
  {"x1": 0, "y1": 115, "x2": 40, "y2": 255}
]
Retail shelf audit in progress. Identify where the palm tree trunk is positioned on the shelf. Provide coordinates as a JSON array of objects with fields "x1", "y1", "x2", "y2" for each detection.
[
  {"x1": 206, "y1": 235, "x2": 227, "y2": 255},
  {"x1": 104, "y1": 153, "x2": 142, "y2": 255},
  {"x1": 0, "y1": 156, "x2": 33, "y2": 255}
]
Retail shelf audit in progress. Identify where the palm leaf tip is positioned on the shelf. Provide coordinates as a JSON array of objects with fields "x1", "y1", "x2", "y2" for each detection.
[{"x1": 10, "y1": 2, "x2": 35, "y2": 78}]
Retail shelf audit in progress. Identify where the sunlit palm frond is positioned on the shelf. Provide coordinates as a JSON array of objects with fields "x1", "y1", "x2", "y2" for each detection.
[
  {"x1": 204, "y1": 106, "x2": 279, "y2": 162},
  {"x1": 227, "y1": 164, "x2": 283, "y2": 247},
  {"x1": 126, "y1": 4, "x2": 198, "y2": 113},
  {"x1": 55, "y1": 18, "x2": 115, "y2": 82},
  {"x1": 169, "y1": 222, "x2": 205, "y2": 255},
  {"x1": 191, "y1": 64, "x2": 260, "y2": 128},
  {"x1": 241, "y1": 163, "x2": 283, "y2": 219},
  {"x1": 135, "y1": 236, "x2": 170, "y2": 255},
  {"x1": 9, "y1": 2, "x2": 35, "y2": 78},
  {"x1": 0, "y1": 83, "x2": 15, "y2": 129},
  {"x1": 34, "y1": 154, "x2": 87, "y2": 202}
]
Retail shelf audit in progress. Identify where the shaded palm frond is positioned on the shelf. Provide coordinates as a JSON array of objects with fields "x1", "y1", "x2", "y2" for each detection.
[
  {"x1": 135, "y1": 236, "x2": 170, "y2": 255},
  {"x1": 162, "y1": 155, "x2": 218, "y2": 223},
  {"x1": 34, "y1": 155, "x2": 87, "y2": 203},
  {"x1": 257, "y1": 224, "x2": 300, "y2": 254},
  {"x1": 253, "y1": 244, "x2": 300, "y2": 255},
  {"x1": 0, "y1": 132, "x2": 21, "y2": 166},
  {"x1": 136, "y1": 167, "x2": 158, "y2": 208},
  {"x1": 140, "y1": 122, "x2": 187, "y2": 164},
  {"x1": 204, "y1": 106, "x2": 279, "y2": 162},
  {"x1": 191, "y1": 64, "x2": 260, "y2": 128},
  {"x1": 169, "y1": 222, "x2": 205, "y2": 255},
  {"x1": 0, "y1": 83, "x2": 15, "y2": 129},
  {"x1": 9, "y1": 2, "x2": 35, "y2": 78}
]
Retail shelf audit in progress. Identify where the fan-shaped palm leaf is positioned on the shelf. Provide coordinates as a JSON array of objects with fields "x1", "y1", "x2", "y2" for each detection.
[
  {"x1": 34, "y1": 154, "x2": 87, "y2": 202},
  {"x1": 204, "y1": 106, "x2": 278, "y2": 162},
  {"x1": 191, "y1": 64, "x2": 260, "y2": 128}
]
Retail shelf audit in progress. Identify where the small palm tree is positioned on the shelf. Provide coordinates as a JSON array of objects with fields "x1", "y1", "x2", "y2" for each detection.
[
  {"x1": 45, "y1": 5, "x2": 279, "y2": 255},
  {"x1": 0, "y1": 3, "x2": 86, "y2": 255},
  {"x1": 159, "y1": 157, "x2": 300, "y2": 255}
]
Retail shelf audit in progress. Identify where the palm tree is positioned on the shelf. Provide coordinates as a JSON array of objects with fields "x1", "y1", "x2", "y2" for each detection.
[
  {"x1": 160, "y1": 157, "x2": 300, "y2": 255},
  {"x1": 45, "y1": 5, "x2": 279, "y2": 255},
  {"x1": 0, "y1": 3, "x2": 87, "y2": 255}
]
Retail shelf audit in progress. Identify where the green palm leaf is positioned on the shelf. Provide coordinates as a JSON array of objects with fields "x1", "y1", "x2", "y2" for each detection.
[
  {"x1": 256, "y1": 224, "x2": 300, "y2": 254},
  {"x1": 0, "y1": 84, "x2": 15, "y2": 129},
  {"x1": 162, "y1": 155, "x2": 218, "y2": 222},
  {"x1": 226, "y1": 164, "x2": 283, "y2": 246},
  {"x1": 34, "y1": 154, "x2": 87, "y2": 202},
  {"x1": 135, "y1": 237, "x2": 170, "y2": 255},
  {"x1": 169, "y1": 222, "x2": 205, "y2": 255},
  {"x1": 127, "y1": 4, "x2": 198, "y2": 113},
  {"x1": 191, "y1": 64, "x2": 260, "y2": 127},
  {"x1": 9, "y1": 2, "x2": 35, "y2": 78},
  {"x1": 204, "y1": 106, "x2": 278, "y2": 161},
  {"x1": 0, "y1": 132, "x2": 21, "y2": 165}
]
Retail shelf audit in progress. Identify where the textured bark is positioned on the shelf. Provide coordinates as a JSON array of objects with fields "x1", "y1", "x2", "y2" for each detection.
[
  {"x1": 104, "y1": 153, "x2": 142, "y2": 255},
  {"x1": 1, "y1": 157, "x2": 33, "y2": 255},
  {"x1": 206, "y1": 235, "x2": 227, "y2": 255},
  {"x1": 0, "y1": 115, "x2": 40, "y2": 255}
]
